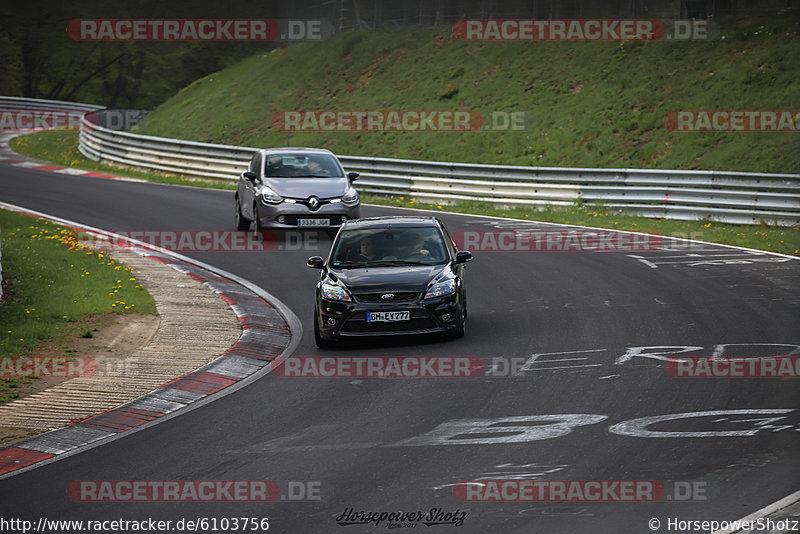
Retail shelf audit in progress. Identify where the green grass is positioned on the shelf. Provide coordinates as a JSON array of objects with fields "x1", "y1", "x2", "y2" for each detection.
[
  {"x1": 0, "y1": 208, "x2": 157, "y2": 400},
  {"x1": 9, "y1": 131, "x2": 235, "y2": 190},
  {"x1": 133, "y1": 20, "x2": 799, "y2": 173},
  {"x1": 365, "y1": 195, "x2": 800, "y2": 256}
]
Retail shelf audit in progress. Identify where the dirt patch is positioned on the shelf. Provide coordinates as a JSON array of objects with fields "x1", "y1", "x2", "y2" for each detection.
[{"x1": 0, "y1": 312, "x2": 159, "y2": 445}]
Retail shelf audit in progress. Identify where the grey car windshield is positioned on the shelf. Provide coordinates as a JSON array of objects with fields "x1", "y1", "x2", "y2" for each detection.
[
  {"x1": 330, "y1": 227, "x2": 448, "y2": 268},
  {"x1": 265, "y1": 154, "x2": 343, "y2": 178}
]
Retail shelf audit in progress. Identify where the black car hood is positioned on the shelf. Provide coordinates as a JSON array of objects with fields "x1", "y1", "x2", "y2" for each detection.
[{"x1": 331, "y1": 264, "x2": 449, "y2": 292}]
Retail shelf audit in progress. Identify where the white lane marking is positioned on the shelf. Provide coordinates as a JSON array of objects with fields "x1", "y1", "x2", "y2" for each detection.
[
  {"x1": 614, "y1": 345, "x2": 704, "y2": 365},
  {"x1": 10, "y1": 161, "x2": 43, "y2": 168},
  {"x1": 525, "y1": 364, "x2": 604, "y2": 371},
  {"x1": 52, "y1": 168, "x2": 91, "y2": 175},
  {"x1": 609, "y1": 409, "x2": 796, "y2": 438},
  {"x1": 391, "y1": 415, "x2": 608, "y2": 446},
  {"x1": 712, "y1": 489, "x2": 800, "y2": 534},
  {"x1": 627, "y1": 255, "x2": 658, "y2": 268},
  {"x1": 649, "y1": 258, "x2": 792, "y2": 266},
  {"x1": 521, "y1": 349, "x2": 607, "y2": 372},
  {"x1": 635, "y1": 252, "x2": 766, "y2": 259}
]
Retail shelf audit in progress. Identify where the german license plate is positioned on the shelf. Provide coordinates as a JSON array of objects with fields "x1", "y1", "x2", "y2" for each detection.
[
  {"x1": 366, "y1": 311, "x2": 410, "y2": 322},
  {"x1": 298, "y1": 218, "x2": 329, "y2": 226}
]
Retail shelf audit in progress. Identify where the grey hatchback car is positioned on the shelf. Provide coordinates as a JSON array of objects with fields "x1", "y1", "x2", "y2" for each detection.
[{"x1": 235, "y1": 148, "x2": 360, "y2": 230}]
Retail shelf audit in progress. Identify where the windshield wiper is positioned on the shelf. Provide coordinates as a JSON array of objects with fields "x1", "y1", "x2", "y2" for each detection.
[
  {"x1": 331, "y1": 260, "x2": 368, "y2": 268},
  {"x1": 368, "y1": 260, "x2": 430, "y2": 266},
  {"x1": 292, "y1": 174, "x2": 339, "y2": 178}
]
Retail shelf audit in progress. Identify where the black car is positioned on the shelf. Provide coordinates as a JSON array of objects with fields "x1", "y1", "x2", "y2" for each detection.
[{"x1": 307, "y1": 216, "x2": 473, "y2": 347}]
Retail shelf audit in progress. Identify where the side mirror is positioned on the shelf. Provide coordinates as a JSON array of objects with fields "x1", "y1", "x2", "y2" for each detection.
[
  {"x1": 307, "y1": 256, "x2": 325, "y2": 269},
  {"x1": 243, "y1": 171, "x2": 257, "y2": 181},
  {"x1": 347, "y1": 172, "x2": 360, "y2": 181},
  {"x1": 454, "y1": 250, "x2": 473, "y2": 264}
]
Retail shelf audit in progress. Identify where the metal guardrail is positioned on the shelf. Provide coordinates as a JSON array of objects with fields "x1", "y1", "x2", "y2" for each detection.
[
  {"x1": 3, "y1": 96, "x2": 796, "y2": 226},
  {"x1": 77, "y1": 120, "x2": 800, "y2": 226},
  {"x1": 0, "y1": 96, "x2": 103, "y2": 112}
]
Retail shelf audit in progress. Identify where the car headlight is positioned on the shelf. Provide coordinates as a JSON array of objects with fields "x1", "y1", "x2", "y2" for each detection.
[
  {"x1": 321, "y1": 282, "x2": 352, "y2": 301},
  {"x1": 342, "y1": 186, "x2": 359, "y2": 205},
  {"x1": 260, "y1": 186, "x2": 283, "y2": 204},
  {"x1": 424, "y1": 279, "x2": 455, "y2": 299}
]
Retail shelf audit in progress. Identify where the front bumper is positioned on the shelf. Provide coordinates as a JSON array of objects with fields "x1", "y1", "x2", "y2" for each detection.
[
  {"x1": 256, "y1": 200, "x2": 360, "y2": 228},
  {"x1": 315, "y1": 291, "x2": 462, "y2": 340}
]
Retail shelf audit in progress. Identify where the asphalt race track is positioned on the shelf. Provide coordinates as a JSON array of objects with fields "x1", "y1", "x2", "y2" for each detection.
[{"x1": 1, "y1": 164, "x2": 798, "y2": 533}]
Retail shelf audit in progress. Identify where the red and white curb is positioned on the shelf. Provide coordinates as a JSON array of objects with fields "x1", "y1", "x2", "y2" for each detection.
[
  {"x1": 0, "y1": 203, "x2": 301, "y2": 479},
  {"x1": 0, "y1": 157, "x2": 147, "y2": 183}
]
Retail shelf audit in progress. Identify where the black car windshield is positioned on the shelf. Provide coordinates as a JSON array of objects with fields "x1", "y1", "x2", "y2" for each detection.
[
  {"x1": 330, "y1": 227, "x2": 449, "y2": 268},
  {"x1": 264, "y1": 154, "x2": 343, "y2": 178}
]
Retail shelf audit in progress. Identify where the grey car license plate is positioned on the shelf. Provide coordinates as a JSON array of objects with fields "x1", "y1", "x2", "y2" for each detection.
[
  {"x1": 298, "y1": 218, "x2": 329, "y2": 226},
  {"x1": 366, "y1": 311, "x2": 410, "y2": 322}
]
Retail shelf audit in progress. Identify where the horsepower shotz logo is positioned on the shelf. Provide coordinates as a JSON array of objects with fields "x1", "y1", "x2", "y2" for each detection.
[
  {"x1": 335, "y1": 507, "x2": 469, "y2": 527},
  {"x1": 452, "y1": 230, "x2": 663, "y2": 252}
]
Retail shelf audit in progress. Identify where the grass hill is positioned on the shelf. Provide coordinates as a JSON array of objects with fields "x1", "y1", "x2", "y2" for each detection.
[{"x1": 135, "y1": 20, "x2": 799, "y2": 173}]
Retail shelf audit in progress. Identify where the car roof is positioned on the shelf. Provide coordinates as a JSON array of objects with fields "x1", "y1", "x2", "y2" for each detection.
[
  {"x1": 259, "y1": 147, "x2": 335, "y2": 156},
  {"x1": 341, "y1": 216, "x2": 441, "y2": 230}
]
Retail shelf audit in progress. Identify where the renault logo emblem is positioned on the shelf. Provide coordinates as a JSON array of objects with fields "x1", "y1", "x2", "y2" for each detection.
[
  {"x1": 308, "y1": 196, "x2": 320, "y2": 209},
  {"x1": 381, "y1": 293, "x2": 395, "y2": 300}
]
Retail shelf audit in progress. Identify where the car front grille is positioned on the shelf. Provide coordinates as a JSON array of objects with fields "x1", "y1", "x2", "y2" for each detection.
[
  {"x1": 340, "y1": 317, "x2": 438, "y2": 333},
  {"x1": 354, "y1": 292, "x2": 420, "y2": 303}
]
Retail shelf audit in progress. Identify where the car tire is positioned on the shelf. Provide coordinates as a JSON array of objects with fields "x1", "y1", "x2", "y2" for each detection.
[
  {"x1": 314, "y1": 311, "x2": 337, "y2": 349},
  {"x1": 251, "y1": 203, "x2": 263, "y2": 237},
  {"x1": 452, "y1": 309, "x2": 466, "y2": 339},
  {"x1": 235, "y1": 197, "x2": 250, "y2": 230},
  {"x1": 450, "y1": 291, "x2": 466, "y2": 339}
]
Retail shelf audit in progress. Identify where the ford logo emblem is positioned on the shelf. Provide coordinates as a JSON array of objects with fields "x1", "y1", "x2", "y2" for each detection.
[{"x1": 381, "y1": 293, "x2": 394, "y2": 300}]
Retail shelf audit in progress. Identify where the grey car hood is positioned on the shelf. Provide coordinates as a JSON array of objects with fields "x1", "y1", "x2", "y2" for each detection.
[{"x1": 264, "y1": 177, "x2": 349, "y2": 199}]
